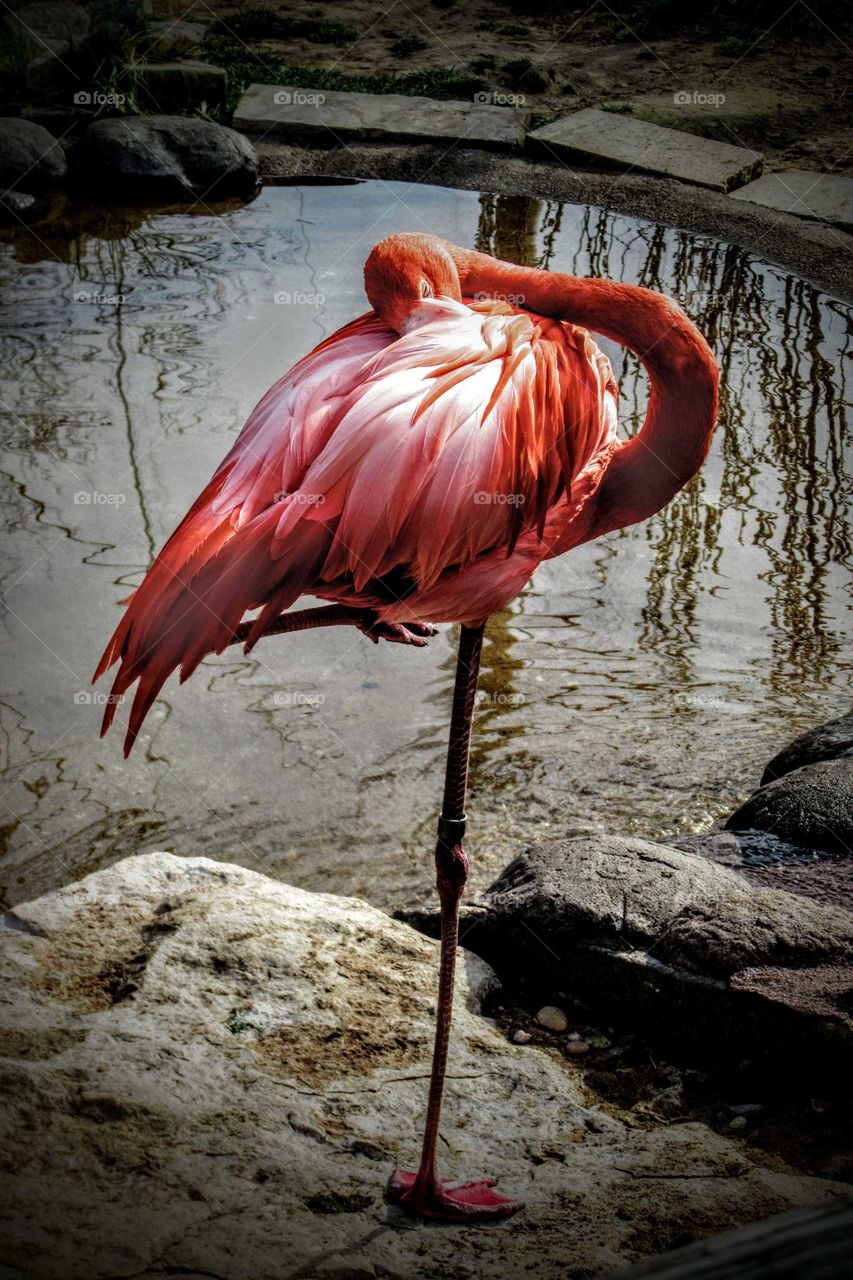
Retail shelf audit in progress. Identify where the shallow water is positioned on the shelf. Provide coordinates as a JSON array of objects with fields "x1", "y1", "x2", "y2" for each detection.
[{"x1": 1, "y1": 181, "x2": 851, "y2": 911}]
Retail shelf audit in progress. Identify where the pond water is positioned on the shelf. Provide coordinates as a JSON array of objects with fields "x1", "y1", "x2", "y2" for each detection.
[{"x1": 1, "y1": 181, "x2": 850, "y2": 911}]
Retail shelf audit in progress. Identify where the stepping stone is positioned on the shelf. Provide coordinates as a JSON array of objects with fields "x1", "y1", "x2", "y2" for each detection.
[
  {"x1": 527, "y1": 107, "x2": 762, "y2": 192},
  {"x1": 233, "y1": 82, "x2": 529, "y2": 150},
  {"x1": 730, "y1": 170, "x2": 853, "y2": 230}
]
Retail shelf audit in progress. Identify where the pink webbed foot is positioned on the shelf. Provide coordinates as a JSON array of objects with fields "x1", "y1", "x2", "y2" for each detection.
[
  {"x1": 357, "y1": 616, "x2": 437, "y2": 647},
  {"x1": 386, "y1": 1170, "x2": 524, "y2": 1223}
]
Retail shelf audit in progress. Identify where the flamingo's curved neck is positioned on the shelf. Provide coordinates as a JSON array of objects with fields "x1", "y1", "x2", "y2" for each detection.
[{"x1": 446, "y1": 246, "x2": 719, "y2": 541}]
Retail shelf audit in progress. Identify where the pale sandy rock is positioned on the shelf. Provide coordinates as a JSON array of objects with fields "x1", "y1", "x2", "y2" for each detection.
[{"x1": 0, "y1": 852, "x2": 845, "y2": 1279}]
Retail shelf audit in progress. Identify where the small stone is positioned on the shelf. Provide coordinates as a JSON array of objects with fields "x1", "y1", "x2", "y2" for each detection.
[
  {"x1": 564, "y1": 1038, "x2": 590, "y2": 1056},
  {"x1": 535, "y1": 1005, "x2": 568, "y2": 1032},
  {"x1": 0, "y1": 189, "x2": 49, "y2": 224},
  {"x1": 587, "y1": 1033, "x2": 612, "y2": 1049},
  {"x1": 511, "y1": 1028, "x2": 531, "y2": 1044},
  {"x1": 567, "y1": 1031, "x2": 583, "y2": 1041},
  {"x1": 727, "y1": 1115, "x2": 748, "y2": 1131}
]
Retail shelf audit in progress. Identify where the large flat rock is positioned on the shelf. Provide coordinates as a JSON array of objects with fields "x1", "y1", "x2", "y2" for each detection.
[
  {"x1": 1, "y1": 852, "x2": 845, "y2": 1279},
  {"x1": 527, "y1": 108, "x2": 763, "y2": 192},
  {"x1": 731, "y1": 171, "x2": 853, "y2": 230},
  {"x1": 234, "y1": 82, "x2": 529, "y2": 150}
]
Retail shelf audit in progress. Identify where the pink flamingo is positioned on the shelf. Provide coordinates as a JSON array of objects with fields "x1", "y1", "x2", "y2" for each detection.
[{"x1": 95, "y1": 233, "x2": 718, "y2": 1223}]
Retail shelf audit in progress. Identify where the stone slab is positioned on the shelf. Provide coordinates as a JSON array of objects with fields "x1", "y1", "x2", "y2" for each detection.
[
  {"x1": 730, "y1": 170, "x2": 853, "y2": 230},
  {"x1": 527, "y1": 107, "x2": 763, "y2": 192},
  {"x1": 233, "y1": 81, "x2": 529, "y2": 150}
]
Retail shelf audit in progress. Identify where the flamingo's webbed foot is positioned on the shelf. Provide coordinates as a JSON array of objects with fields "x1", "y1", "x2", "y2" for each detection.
[
  {"x1": 386, "y1": 1169, "x2": 524, "y2": 1223},
  {"x1": 356, "y1": 614, "x2": 436, "y2": 647}
]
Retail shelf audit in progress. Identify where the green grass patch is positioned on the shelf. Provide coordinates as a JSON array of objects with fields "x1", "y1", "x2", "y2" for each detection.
[
  {"x1": 207, "y1": 7, "x2": 359, "y2": 45},
  {"x1": 202, "y1": 34, "x2": 490, "y2": 117}
]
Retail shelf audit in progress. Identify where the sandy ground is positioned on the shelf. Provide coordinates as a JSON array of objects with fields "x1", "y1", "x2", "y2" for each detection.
[{"x1": 193, "y1": 0, "x2": 853, "y2": 173}]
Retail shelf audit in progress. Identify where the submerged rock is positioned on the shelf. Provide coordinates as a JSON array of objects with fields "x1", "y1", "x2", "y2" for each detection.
[
  {"x1": 761, "y1": 708, "x2": 853, "y2": 785},
  {"x1": 76, "y1": 115, "x2": 259, "y2": 199},
  {"x1": 725, "y1": 758, "x2": 853, "y2": 857},
  {"x1": 0, "y1": 852, "x2": 845, "y2": 1279}
]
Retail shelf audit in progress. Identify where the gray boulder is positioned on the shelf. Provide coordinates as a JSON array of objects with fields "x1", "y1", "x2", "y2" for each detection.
[
  {"x1": 761, "y1": 708, "x2": 853, "y2": 784},
  {"x1": 0, "y1": 851, "x2": 845, "y2": 1280},
  {"x1": 402, "y1": 836, "x2": 853, "y2": 1079},
  {"x1": 483, "y1": 836, "x2": 853, "y2": 978},
  {"x1": 726, "y1": 758, "x2": 853, "y2": 856},
  {"x1": 3, "y1": 0, "x2": 88, "y2": 59},
  {"x1": 76, "y1": 114, "x2": 259, "y2": 199},
  {"x1": 0, "y1": 117, "x2": 66, "y2": 191}
]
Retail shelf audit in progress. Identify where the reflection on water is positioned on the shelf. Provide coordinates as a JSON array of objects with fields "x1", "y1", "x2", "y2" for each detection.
[{"x1": 0, "y1": 183, "x2": 850, "y2": 911}]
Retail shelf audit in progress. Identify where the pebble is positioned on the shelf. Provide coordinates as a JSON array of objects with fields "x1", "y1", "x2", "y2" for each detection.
[
  {"x1": 512, "y1": 1029, "x2": 531, "y2": 1044},
  {"x1": 535, "y1": 1005, "x2": 568, "y2": 1032},
  {"x1": 564, "y1": 1039, "x2": 590, "y2": 1057},
  {"x1": 726, "y1": 1115, "x2": 748, "y2": 1131}
]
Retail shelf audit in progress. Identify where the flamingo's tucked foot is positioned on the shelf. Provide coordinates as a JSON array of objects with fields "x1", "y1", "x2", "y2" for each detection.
[
  {"x1": 386, "y1": 1169, "x2": 524, "y2": 1223},
  {"x1": 356, "y1": 614, "x2": 436, "y2": 647}
]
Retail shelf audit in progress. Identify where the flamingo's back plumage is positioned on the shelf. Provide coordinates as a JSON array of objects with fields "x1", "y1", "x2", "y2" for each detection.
[{"x1": 96, "y1": 297, "x2": 618, "y2": 754}]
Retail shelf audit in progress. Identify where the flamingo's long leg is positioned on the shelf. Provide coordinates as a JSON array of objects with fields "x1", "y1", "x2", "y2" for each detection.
[{"x1": 387, "y1": 622, "x2": 524, "y2": 1223}]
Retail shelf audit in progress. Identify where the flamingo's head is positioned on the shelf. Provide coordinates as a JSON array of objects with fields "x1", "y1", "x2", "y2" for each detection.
[{"x1": 364, "y1": 233, "x2": 462, "y2": 334}]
